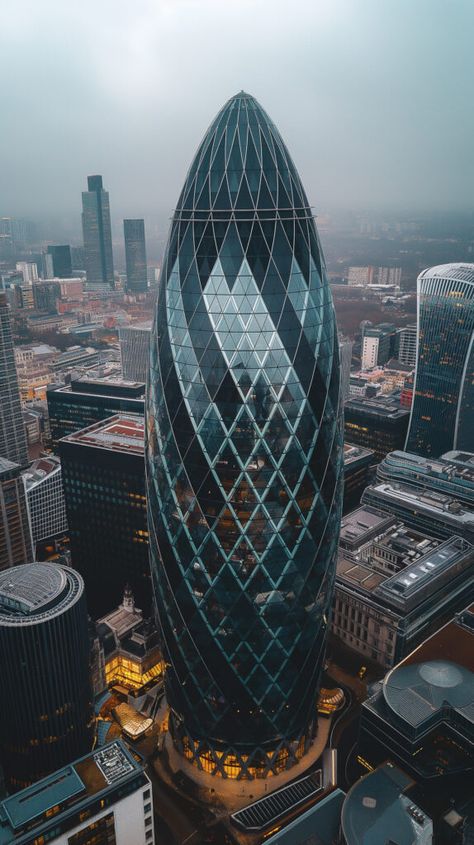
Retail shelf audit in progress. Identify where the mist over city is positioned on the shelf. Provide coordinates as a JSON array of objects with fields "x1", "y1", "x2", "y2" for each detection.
[{"x1": 0, "y1": 3, "x2": 473, "y2": 845}]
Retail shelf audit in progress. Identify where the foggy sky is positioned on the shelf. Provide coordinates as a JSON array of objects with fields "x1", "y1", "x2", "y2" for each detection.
[{"x1": 1, "y1": 0, "x2": 473, "y2": 230}]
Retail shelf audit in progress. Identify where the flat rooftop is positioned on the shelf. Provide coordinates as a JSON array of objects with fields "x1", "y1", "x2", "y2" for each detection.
[
  {"x1": 364, "y1": 482, "x2": 474, "y2": 527},
  {"x1": 61, "y1": 414, "x2": 144, "y2": 455},
  {"x1": 345, "y1": 394, "x2": 409, "y2": 420},
  {"x1": 0, "y1": 741, "x2": 143, "y2": 842},
  {"x1": 343, "y1": 443, "x2": 374, "y2": 466},
  {"x1": 339, "y1": 506, "x2": 394, "y2": 546}
]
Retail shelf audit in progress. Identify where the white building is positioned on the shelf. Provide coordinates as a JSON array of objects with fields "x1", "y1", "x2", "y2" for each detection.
[
  {"x1": 15, "y1": 261, "x2": 38, "y2": 285},
  {"x1": 0, "y1": 740, "x2": 154, "y2": 845},
  {"x1": 22, "y1": 456, "x2": 68, "y2": 545},
  {"x1": 119, "y1": 322, "x2": 152, "y2": 383}
]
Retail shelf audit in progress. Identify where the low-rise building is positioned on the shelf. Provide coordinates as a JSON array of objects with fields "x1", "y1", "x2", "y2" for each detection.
[
  {"x1": 377, "y1": 449, "x2": 474, "y2": 509},
  {"x1": 332, "y1": 507, "x2": 474, "y2": 668},
  {"x1": 0, "y1": 740, "x2": 154, "y2": 845}
]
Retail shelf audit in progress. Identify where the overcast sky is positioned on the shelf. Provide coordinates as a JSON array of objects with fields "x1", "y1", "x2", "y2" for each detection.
[{"x1": 1, "y1": 0, "x2": 473, "y2": 232}]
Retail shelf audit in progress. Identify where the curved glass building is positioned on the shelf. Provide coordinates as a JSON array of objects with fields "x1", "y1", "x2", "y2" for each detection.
[
  {"x1": 0, "y1": 563, "x2": 94, "y2": 792},
  {"x1": 147, "y1": 92, "x2": 343, "y2": 779},
  {"x1": 405, "y1": 263, "x2": 474, "y2": 458}
]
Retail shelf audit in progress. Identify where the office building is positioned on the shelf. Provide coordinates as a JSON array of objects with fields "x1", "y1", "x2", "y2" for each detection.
[
  {"x1": 32, "y1": 280, "x2": 61, "y2": 312},
  {"x1": 81, "y1": 175, "x2": 114, "y2": 287},
  {"x1": 123, "y1": 219, "x2": 147, "y2": 293},
  {"x1": 47, "y1": 376, "x2": 145, "y2": 447},
  {"x1": 358, "y1": 605, "x2": 474, "y2": 783},
  {"x1": 341, "y1": 763, "x2": 432, "y2": 845},
  {"x1": 398, "y1": 324, "x2": 417, "y2": 368},
  {"x1": 15, "y1": 262, "x2": 38, "y2": 285},
  {"x1": 376, "y1": 266, "x2": 402, "y2": 288},
  {"x1": 0, "y1": 563, "x2": 94, "y2": 791},
  {"x1": 44, "y1": 244, "x2": 73, "y2": 279},
  {"x1": 60, "y1": 414, "x2": 150, "y2": 617},
  {"x1": 406, "y1": 263, "x2": 474, "y2": 458},
  {"x1": 362, "y1": 480, "x2": 474, "y2": 543},
  {"x1": 0, "y1": 294, "x2": 29, "y2": 467},
  {"x1": 147, "y1": 92, "x2": 344, "y2": 778},
  {"x1": 361, "y1": 323, "x2": 397, "y2": 370},
  {"x1": 0, "y1": 458, "x2": 33, "y2": 570},
  {"x1": 348, "y1": 266, "x2": 374, "y2": 286},
  {"x1": 22, "y1": 456, "x2": 68, "y2": 548},
  {"x1": 118, "y1": 321, "x2": 152, "y2": 382},
  {"x1": 332, "y1": 507, "x2": 474, "y2": 668},
  {"x1": 343, "y1": 443, "x2": 374, "y2": 513},
  {"x1": 0, "y1": 740, "x2": 154, "y2": 845},
  {"x1": 339, "y1": 337, "x2": 353, "y2": 401},
  {"x1": 344, "y1": 394, "x2": 410, "y2": 462},
  {"x1": 377, "y1": 449, "x2": 474, "y2": 509}
]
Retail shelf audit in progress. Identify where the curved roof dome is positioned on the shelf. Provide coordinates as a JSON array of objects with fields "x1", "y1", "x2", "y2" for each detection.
[{"x1": 383, "y1": 659, "x2": 474, "y2": 728}]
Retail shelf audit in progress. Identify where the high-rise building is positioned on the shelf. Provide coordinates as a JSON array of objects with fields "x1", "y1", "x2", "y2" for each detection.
[
  {"x1": 398, "y1": 324, "x2": 417, "y2": 367},
  {"x1": 118, "y1": 322, "x2": 152, "y2": 382},
  {"x1": 348, "y1": 266, "x2": 374, "y2": 286},
  {"x1": 124, "y1": 219, "x2": 147, "y2": 293},
  {"x1": 406, "y1": 263, "x2": 474, "y2": 457},
  {"x1": 44, "y1": 244, "x2": 73, "y2": 279},
  {"x1": 361, "y1": 322, "x2": 397, "y2": 370},
  {"x1": 0, "y1": 294, "x2": 29, "y2": 467},
  {"x1": 60, "y1": 414, "x2": 150, "y2": 618},
  {"x1": 22, "y1": 456, "x2": 68, "y2": 549},
  {"x1": 344, "y1": 394, "x2": 410, "y2": 461},
  {"x1": 81, "y1": 175, "x2": 114, "y2": 288},
  {"x1": 147, "y1": 92, "x2": 344, "y2": 779},
  {"x1": 15, "y1": 262, "x2": 38, "y2": 285},
  {"x1": 0, "y1": 740, "x2": 154, "y2": 844},
  {"x1": 0, "y1": 563, "x2": 94, "y2": 791},
  {"x1": 339, "y1": 337, "x2": 353, "y2": 401},
  {"x1": 0, "y1": 458, "x2": 33, "y2": 570},
  {"x1": 47, "y1": 376, "x2": 145, "y2": 448}
]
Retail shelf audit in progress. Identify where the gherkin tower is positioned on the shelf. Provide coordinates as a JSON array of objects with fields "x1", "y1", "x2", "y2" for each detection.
[{"x1": 147, "y1": 92, "x2": 343, "y2": 779}]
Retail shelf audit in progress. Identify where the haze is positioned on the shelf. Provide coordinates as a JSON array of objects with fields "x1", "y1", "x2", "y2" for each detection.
[{"x1": 1, "y1": 0, "x2": 473, "y2": 232}]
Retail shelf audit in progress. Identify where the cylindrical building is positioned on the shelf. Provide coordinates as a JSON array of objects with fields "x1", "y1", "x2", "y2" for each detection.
[
  {"x1": 0, "y1": 563, "x2": 94, "y2": 792},
  {"x1": 147, "y1": 92, "x2": 344, "y2": 779},
  {"x1": 405, "y1": 263, "x2": 474, "y2": 458}
]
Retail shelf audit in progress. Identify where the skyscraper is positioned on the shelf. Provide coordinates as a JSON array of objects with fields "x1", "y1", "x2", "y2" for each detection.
[
  {"x1": 124, "y1": 219, "x2": 148, "y2": 293},
  {"x1": 44, "y1": 244, "x2": 73, "y2": 278},
  {"x1": 0, "y1": 563, "x2": 94, "y2": 791},
  {"x1": 406, "y1": 263, "x2": 474, "y2": 457},
  {"x1": 146, "y1": 92, "x2": 344, "y2": 779},
  {"x1": 0, "y1": 458, "x2": 33, "y2": 570},
  {"x1": 0, "y1": 294, "x2": 29, "y2": 467},
  {"x1": 119, "y1": 322, "x2": 152, "y2": 382},
  {"x1": 81, "y1": 175, "x2": 114, "y2": 287}
]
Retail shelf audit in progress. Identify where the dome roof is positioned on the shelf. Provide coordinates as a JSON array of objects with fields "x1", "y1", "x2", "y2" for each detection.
[{"x1": 383, "y1": 659, "x2": 474, "y2": 728}]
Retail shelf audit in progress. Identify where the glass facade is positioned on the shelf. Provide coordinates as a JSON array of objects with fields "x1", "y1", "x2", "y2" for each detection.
[
  {"x1": 82, "y1": 175, "x2": 115, "y2": 288},
  {"x1": 147, "y1": 92, "x2": 343, "y2": 778},
  {"x1": 406, "y1": 264, "x2": 474, "y2": 458},
  {"x1": 124, "y1": 219, "x2": 148, "y2": 293}
]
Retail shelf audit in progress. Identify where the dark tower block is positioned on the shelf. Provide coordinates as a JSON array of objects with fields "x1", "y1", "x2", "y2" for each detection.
[
  {"x1": 0, "y1": 563, "x2": 94, "y2": 792},
  {"x1": 146, "y1": 93, "x2": 344, "y2": 779}
]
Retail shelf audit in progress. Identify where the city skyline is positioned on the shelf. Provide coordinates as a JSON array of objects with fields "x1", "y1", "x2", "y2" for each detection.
[{"x1": 1, "y1": 0, "x2": 474, "y2": 223}]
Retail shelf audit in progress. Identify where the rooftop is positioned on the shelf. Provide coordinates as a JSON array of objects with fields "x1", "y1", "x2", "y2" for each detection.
[
  {"x1": 383, "y1": 660, "x2": 474, "y2": 730},
  {"x1": 61, "y1": 414, "x2": 144, "y2": 456},
  {"x1": 339, "y1": 506, "x2": 394, "y2": 547},
  {"x1": 341, "y1": 762, "x2": 430, "y2": 845},
  {"x1": 0, "y1": 563, "x2": 83, "y2": 625},
  {"x1": 419, "y1": 262, "x2": 474, "y2": 284},
  {"x1": 343, "y1": 443, "x2": 375, "y2": 466},
  {"x1": 0, "y1": 457, "x2": 20, "y2": 478},
  {"x1": 0, "y1": 741, "x2": 145, "y2": 843},
  {"x1": 22, "y1": 456, "x2": 61, "y2": 490},
  {"x1": 345, "y1": 394, "x2": 409, "y2": 420},
  {"x1": 363, "y1": 482, "x2": 474, "y2": 528}
]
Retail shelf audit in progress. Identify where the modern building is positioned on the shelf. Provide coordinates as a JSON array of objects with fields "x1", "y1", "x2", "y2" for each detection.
[
  {"x1": 0, "y1": 294, "x2": 29, "y2": 467},
  {"x1": 377, "y1": 449, "x2": 474, "y2": 509},
  {"x1": 341, "y1": 762, "x2": 432, "y2": 845},
  {"x1": 15, "y1": 262, "x2": 38, "y2": 285},
  {"x1": 32, "y1": 280, "x2": 61, "y2": 312},
  {"x1": 60, "y1": 414, "x2": 150, "y2": 618},
  {"x1": 47, "y1": 376, "x2": 145, "y2": 447},
  {"x1": 95, "y1": 587, "x2": 163, "y2": 695},
  {"x1": 343, "y1": 443, "x2": 374, "y2": 513},
  {"x1": 339, "y1": 337, "x2": 353, "y2": 401},
  {"x1": 0, "y1": 740, "x2": 154, "y2": 845},
  {"x1": 344, "y1": 394, "x2": 410, "y2": 462},
  {"x1": 147, "y1": 92, "x2": 344, "y2": 779},
  {"x1": 0, "y1": 458, "x2": 33, "y2": 570},
  {"x1": 406, "y1": 263, "x2": 474, "y2": 458},
  {"x1": 118, "y1": 322, "x2": 152, "y2": 382},
  {"x1": 362, "y1": 480, "x2": 474, "y2": 543},
  {"x1": 361, "y1": 323, "x2": 397, "y2": 370},
  {"x1": 44, "y1": 244, "x2": 73, "y2": 279},
  {"x1": 398, "y1": 324, "x2": 417, "y2": 368},
  {"x1": 124, "y1": 219, "x2": 147, "y2": 293},
  {"x1": 81, "y1": 175, "x2": 114, "y2": 288},
  {"x1": 22, "y1": 456, "x2": 68, "y2": 549},
  {"x1": 332, "y1": 508, "x2": 474, "y2": 668},
  {"x1": 0, "y1": 563, "x2": 94, "y2": 791}
]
